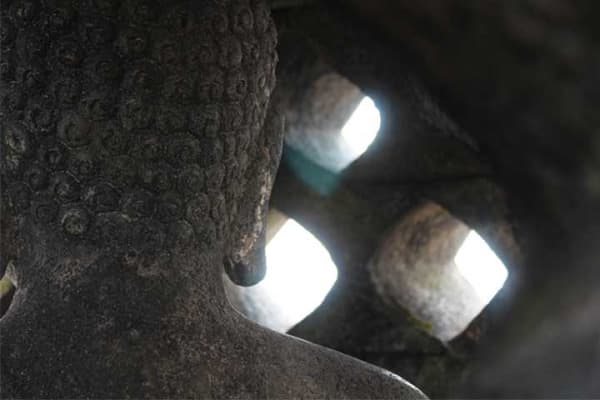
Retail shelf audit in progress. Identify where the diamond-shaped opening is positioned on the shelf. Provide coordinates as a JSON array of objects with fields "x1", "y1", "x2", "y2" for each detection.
[
  {"x1": 283, "y1": 69, "x2": 381, "y2": 173},
  {"x1": 370, "y1": 202, "x2": 509, "y2": 342},
  {"x1": 225, "y1": 210, "x2": 338, "y2": 332}
]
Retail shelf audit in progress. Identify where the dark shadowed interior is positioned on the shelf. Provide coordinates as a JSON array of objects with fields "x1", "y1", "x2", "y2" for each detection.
[{"x1": 2, "y1": 0, "x2": 600, "y2": 398}]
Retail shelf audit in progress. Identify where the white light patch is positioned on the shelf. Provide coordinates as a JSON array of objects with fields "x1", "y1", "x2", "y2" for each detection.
[
  {"x1": 341, "y1": 96, "x2": 380, "y2": 159},
  {"x1": 455, "y1": 230, "x2": 508, "y2": 304},
  {"x1": 258, "y1": 219, "x2": 338, "y2": 331}
]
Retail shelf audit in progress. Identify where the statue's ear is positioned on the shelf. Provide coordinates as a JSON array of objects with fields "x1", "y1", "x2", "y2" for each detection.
[
  {"x1": 224, "y1": 103, "x2": 284, "y2": 286},
  {"x1": 224, "y1": 225, "x2": 267, "y2": 286}
]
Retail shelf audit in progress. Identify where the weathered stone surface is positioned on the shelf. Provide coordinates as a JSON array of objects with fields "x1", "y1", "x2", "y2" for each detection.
[
  {"x1": 276, "y1": 54, "x2": 363, "y2": 172},
  {"x1": 369, "y1": 202, "x2": 480, "y2": 343},
  {"x1": 267, "y1": 7, "x2": 512, "y2": 396},
  {"x1": 0, "y1": 1, "x2": 426, "y2": 398},
  {"x1": 273, "y1": 151, "x2": 494, "y2": 398},
  {"x1": 270, "y1": 1, "x2": 600, "y2": 397}
]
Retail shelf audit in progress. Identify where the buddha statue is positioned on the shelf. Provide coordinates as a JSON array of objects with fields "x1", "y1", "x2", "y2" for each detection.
[{"x1": 0, "y1": 0, "x2": 425, "y2": 397}]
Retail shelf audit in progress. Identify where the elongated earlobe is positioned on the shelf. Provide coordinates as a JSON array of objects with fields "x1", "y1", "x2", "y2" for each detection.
[
  {"x1": 224, "y1": 104, "x2": 283, "y2": 287},
  {"x1": 224, "y1": 227, "x2": 266, "y2": 286}
]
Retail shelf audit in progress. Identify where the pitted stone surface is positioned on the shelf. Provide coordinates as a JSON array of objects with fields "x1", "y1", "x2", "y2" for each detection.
[
  {"x1": 0, "y1": 1, "x2": 426, "y2": 398},
  {"x1": 1, "y1": 0, "x2": 280, "y2": 284}
]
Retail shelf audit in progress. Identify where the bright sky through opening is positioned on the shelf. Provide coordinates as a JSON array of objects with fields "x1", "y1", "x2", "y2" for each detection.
[
  {"x1": 454, "y1": 230, "x2": 508, "y2": 304},
  {"x1": 341, "y1": 96, "x2": 380, "y2": 159},
  {"x1": 260, "y1": 219, "x2": 338, "y2": 330}
]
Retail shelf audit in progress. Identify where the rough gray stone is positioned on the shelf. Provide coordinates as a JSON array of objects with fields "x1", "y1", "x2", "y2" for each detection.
[{"x1": 0, "y1": 1, "x2": 426, "y2": 398}]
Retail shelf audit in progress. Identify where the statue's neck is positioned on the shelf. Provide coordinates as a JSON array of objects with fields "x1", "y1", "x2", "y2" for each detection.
[{"x1": 13, "y1": 220, "x2": 232, "y2": 325}]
